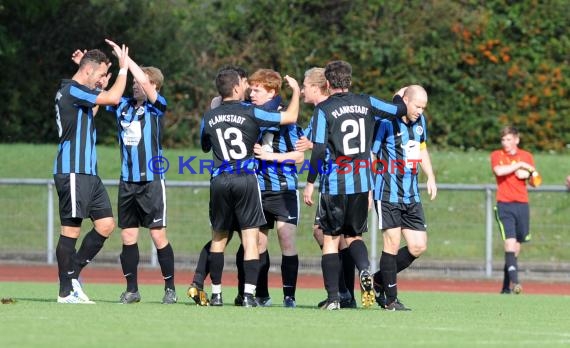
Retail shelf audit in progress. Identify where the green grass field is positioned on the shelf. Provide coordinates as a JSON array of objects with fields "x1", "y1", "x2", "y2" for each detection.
[
  {"x1": 2, "y1": 145, "x2": 570, "y2": 347},
  {"x1": 1, "y1": 282, "x2": 569, "y2": 348}
]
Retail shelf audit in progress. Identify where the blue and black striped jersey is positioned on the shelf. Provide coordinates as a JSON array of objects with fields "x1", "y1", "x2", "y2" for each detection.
[
  {"x1": 372, "y1": 115, "x2": 428, "y2": 203},
  {"x1": 107, "y1": 95, "x2": 167, "y2": 182},
  {"x1": 53, "y1": 79, "x2": 100, "y2": 175},
  {"x1": 310, "y1": 92, "x2": 405, "y2": 194},
  {"x1": 257, "y1": 124, "x2": 304, "y2": 191},
  {"x1": 200, "y1": 100, "x2": 283, "y2": 178}
]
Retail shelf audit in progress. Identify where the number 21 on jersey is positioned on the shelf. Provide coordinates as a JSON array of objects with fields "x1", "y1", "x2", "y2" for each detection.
[{"x1": 341, "y1": 118, "x2": 366, "y2": 155}]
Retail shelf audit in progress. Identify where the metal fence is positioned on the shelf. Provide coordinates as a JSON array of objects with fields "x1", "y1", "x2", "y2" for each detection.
[{"x1": 1, "y1": 178, "x2": 569, "y2": 279}]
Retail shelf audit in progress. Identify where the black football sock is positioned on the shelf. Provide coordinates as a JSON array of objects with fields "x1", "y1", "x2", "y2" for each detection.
[
  {"x1": 256, "y1": 250, "x2": 270, "y2": 298},
  {"x1": 502, "y1": 264, "x2": 510, "y2": 290},
  {"x1": 340, "y1": 248, "x2": 355, "y2": 299},
  {"x1": 322, "y1": 253, "x2": 340, "y2": 301},
  {"x1": 396, "y1": 246, "x2": 417, "y2": 272},
  {"x1": 74, "y1": 228, "x2": 107, "y2": 275},
  {"x1": 380, "y1": 251, "x2": 398, "y2": 304},
  {"x1": 157, "y1": 243, "x2": 175, "y2": 290},
  {"x1": 193, "y1": 241, "x2": 211, "y2": 288},
  {"x1": 56, "y1": 235, "x2": 77, "y2": 296},
  {"x1": 281, "y1": 255, "x2": 298, "y2": 298},
  {"x1": 337, "y1": 252, "x2": 348, "y2": 294},
  {"x1": 120, "y1": 243, "x2": 139, "y2": 292},
  {"x1": 505, "y1": 252, "x2": 518, "y2": 284},
  {"x1": 347, "y1": 239, "x2": 370, "y2": 272},
  {"x1": 373, "y1": 247, "x2": 417, "y2": 293},
  {"x1": 373, "y1": 270, "x2": 383, "y2": 290},
  {"x1": 236, "y1": 244, "x2": 245, "y2": 296},
  {"x1": 209, "y1": 252, "x2": 224, "y2": 286},
  {"x1": 243, "y1": 259, "x2": 260, "y2": 295}
]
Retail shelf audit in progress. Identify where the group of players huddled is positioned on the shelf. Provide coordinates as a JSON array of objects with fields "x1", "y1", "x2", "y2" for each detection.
[
  {"x1": 53, "y1": 39, "x2": 434, "y2": 310},
  {"x1": 190, "y1": 61, "x2": 433, "y2": 310}
]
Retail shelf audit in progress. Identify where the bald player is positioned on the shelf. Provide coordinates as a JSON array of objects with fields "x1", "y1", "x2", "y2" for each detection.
[{"x1": 371, "y1": 85, "x2": 435, "y2": 311}]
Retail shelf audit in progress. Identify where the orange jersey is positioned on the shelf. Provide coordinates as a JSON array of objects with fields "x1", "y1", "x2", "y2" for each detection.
[{"x1": 490, "y1": 149, "x2": 535, "y2": 203}]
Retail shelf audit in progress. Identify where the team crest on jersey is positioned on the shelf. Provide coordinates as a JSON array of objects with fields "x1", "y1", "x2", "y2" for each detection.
[
  {"x1": 121, "y1": 120, "x2": 142, "y2": 146},
  {"x1": 415, "y1": 126, "x2": 424, "y2": 136}
]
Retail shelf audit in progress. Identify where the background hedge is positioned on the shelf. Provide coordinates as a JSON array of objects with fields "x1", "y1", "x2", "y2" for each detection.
[{"x1": 1, "y1": 0, "x2": 568, "y2": 150}]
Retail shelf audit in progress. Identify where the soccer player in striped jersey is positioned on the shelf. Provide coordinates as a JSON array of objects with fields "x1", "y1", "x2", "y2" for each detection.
[
  {"x1": 298, "y1": 67, "x2": 357, "y2": 308},
  {"x1": 54, "y1": 42, "x2": 129, "y2": 304},
  {"x1": 303, "y1": 60, "x2": 407, "y2": 310},
  {"x1": 234, "y1": 69, "x2": 304, "y2": 308},
  {"x1": 199, "y1": 67, "x2": 300, "y2": 307},
  {"x1": 371, "y1": 85, "x2": 435, "y2": 311},
  {"x1": 104, "y1": 39, "x2": 176, "y2": 305},
  {"x1": 187, "y1": 67, "x2": 248, "y2": 306}
]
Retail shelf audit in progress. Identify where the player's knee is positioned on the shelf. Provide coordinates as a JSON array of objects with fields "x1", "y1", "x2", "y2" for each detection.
[
  {"x1": 280, "y1": 239, "x2": 297, "y2": 255},
  {"x1": 409, "y1": 243, "x2": 427, "y2": 257},
  {"x1": 121, "y1": 230, "x2": 138, "y2": 244},
  {"x1": 383, "y1": 238, "x2": 400, "y2": 253},
  {"x1": 96, "y1": 219, "x2": 115, "y2": 237},
  {"x1": 152, "y1": 238, "x2": 169, "y2": 250},
  {"x1": 150, "y1": 233, "x2": 168, "y2": 250}
]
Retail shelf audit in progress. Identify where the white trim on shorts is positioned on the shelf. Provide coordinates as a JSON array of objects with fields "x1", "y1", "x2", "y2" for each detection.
[
  {"x1": 70, "y1": 173, "x2": 77, "y2": 218},
  {"x1": 295, "y1": 189, "x2": 300, "y2": 227},
  {"x1": 256, "y1": 178, "x2": 264, "y2": 209},
  {"x1": 160, "y1": 179, "x2": 167, "y2": 224},
  {"x1": 314, "y1": 192, "x2": 322, "y2": 225},
  {"x1": 376, "y1": 200, "x2": 383, "y2": 230}
]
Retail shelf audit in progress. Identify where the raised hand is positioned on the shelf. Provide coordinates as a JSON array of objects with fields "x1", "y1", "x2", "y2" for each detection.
[
  {"x1": 105, "y1": 39, "x2": 122, "y2": 58},
  {"x1": 395, "y1": 86, "x2": 408, "y2": 98},
  {"x1": 284, "y1": 75, "x2": 300, "y2": 94},
  {"x1": 71, "y1": 49, "x2": 86, "y2": 65},
  {"x1": 105, "y1": 39, "x2": 129, "y2": 71},
  {"x1": 117, "y1": 44, "x2": 129, "y2": 70}
]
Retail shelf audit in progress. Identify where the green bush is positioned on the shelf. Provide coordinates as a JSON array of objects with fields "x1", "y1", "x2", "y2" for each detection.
[{"x1": 0, "y1": 0, "x2": 568, "y2": 150}]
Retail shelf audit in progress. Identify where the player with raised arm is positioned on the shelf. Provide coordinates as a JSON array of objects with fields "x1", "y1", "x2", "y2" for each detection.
[
  {"x1": 303, "y1": 60, "x2": 407, "y2": 310},
  {"x1": 232, "y1": 69, "x2": 304, "y2": 308},
  {"x1": 187, "y1": 67, "x2": 248, "y2": 306},
  {"x1": 54, "y1": 41, "x2": 129, "y2": 304},
  {"x1": 103, "y1": 39, "x2": 176, "y2": 305},
  {"x1": 199, "y1": 67, "x2": 300, "y2": 307},
  {"x1": 371, "y1": 85, "x2": 434, "y2": 311}
]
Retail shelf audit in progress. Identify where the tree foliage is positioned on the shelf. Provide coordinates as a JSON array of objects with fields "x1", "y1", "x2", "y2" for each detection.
[{"x1": 0, "y1": 0, "x2": 568, "y2": 150}]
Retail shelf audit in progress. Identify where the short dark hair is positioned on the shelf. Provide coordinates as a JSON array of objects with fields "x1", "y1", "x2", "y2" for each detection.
[
  {"x1": 79, "y1": 49, "x2": 110, "y2": 68},
  {"x1": 325, "y1": 60, "x2": 352, "y2": 89},
  {"x1": 233, "y1": 66, "x2": 248, "y2": 80},
  {"x1": 215, "y1": 67, "x2": 241, "y2": 98}
]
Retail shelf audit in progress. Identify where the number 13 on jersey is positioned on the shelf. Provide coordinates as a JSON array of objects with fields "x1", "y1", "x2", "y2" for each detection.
[{"x1": 216, "y1": 127, "x2": 247, "y2": 160}]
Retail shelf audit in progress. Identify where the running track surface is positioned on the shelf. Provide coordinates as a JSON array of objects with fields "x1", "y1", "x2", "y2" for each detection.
[{"x1": 1, "y1": 264, "x2": 568, "y2": 295}]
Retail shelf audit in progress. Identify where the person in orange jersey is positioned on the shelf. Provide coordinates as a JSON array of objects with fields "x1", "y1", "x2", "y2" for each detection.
[{"x1": 490, "y1": 126, "x2": 540, "y2": 295}]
